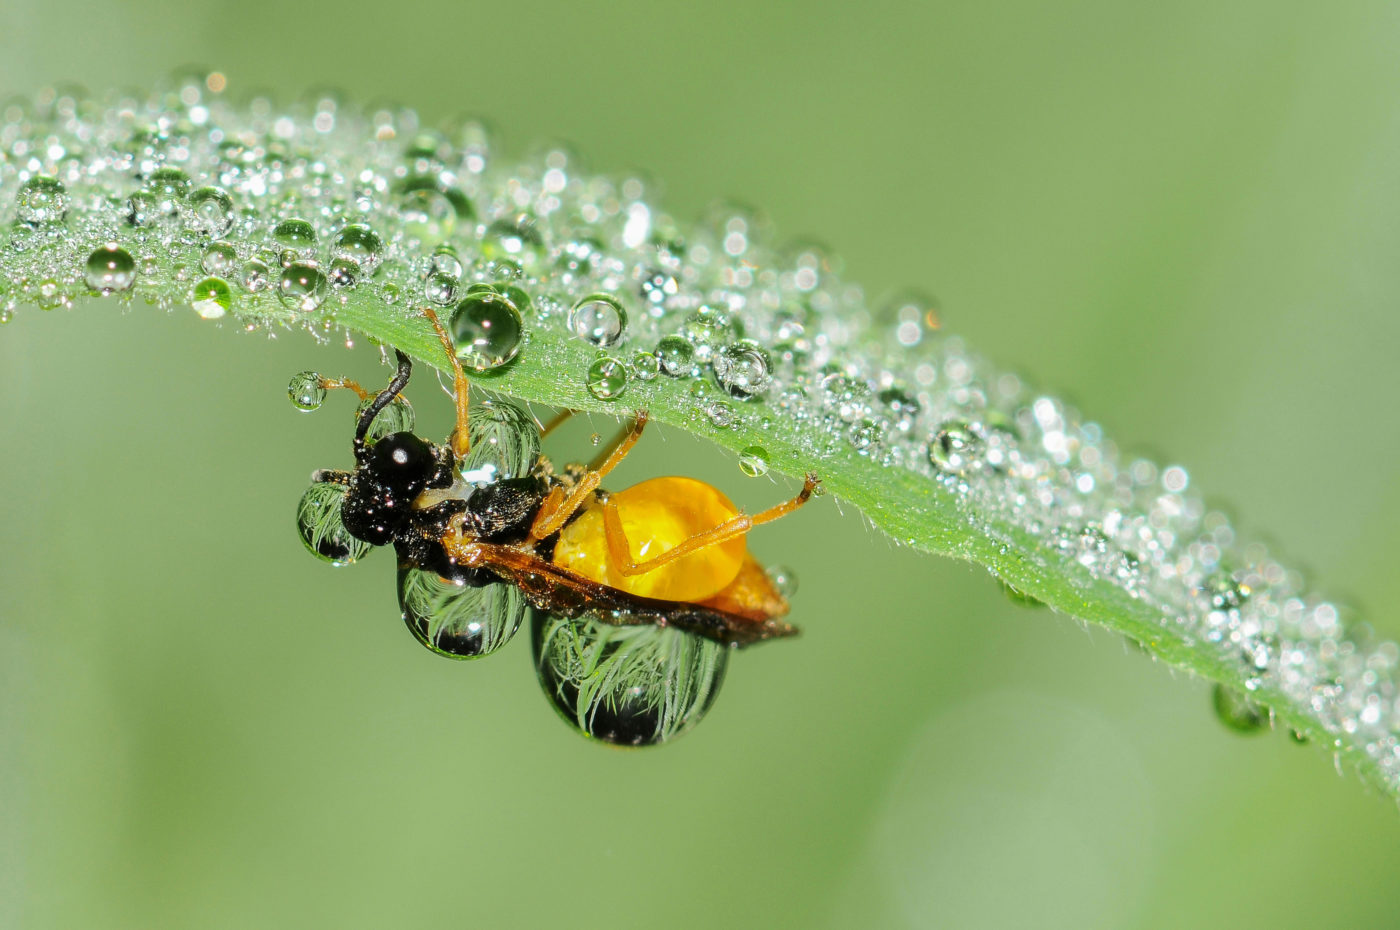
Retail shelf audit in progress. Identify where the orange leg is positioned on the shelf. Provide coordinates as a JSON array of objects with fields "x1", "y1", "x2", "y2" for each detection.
[
  {"x1": 528, "y1": 412, "x2": 649, "y2": 541},
  {"x1": 422, "y1": 307, "x2": 472, "y2": 460},
  {"x1": 317, "y1": 376, "x2": 371, "y2": 401},
  {"x1": 601, "y1": 473, "x2": 821, "y2": 577}
]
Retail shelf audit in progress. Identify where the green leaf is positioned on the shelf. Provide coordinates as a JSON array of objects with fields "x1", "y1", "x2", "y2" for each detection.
[{"x1": 3, "y1": 76, "x2": 1397, "y2": 799}]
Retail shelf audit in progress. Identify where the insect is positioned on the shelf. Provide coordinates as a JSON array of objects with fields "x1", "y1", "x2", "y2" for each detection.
[{"x1": 295, "y1": 305, "x2": 820, "y2": 744}]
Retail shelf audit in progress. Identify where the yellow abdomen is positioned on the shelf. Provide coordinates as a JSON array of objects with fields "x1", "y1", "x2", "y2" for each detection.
[{"x1": 551, "y1": 476, "x2": 746, "y2": 602}]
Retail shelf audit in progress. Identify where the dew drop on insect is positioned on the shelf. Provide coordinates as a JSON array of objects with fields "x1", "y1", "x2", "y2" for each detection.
[
  {"x1": 15, "y1": 175, "x2": 67, "y2": 224},
  {"x1": 191, "y1": 277, "x2": 233, "y2": 319},
  {"x1": 738, "y1": 445, "x2": 769, "y2": 477},
  {"x1": 288, "y1": 371, "x2": 327, "y2": 411},
  {"x1": 332, "y1": 223, "x2": 384, "y2": 271},
  {"x1": 712, "y1": 340, "x2": 772, "y2": 400},
  {"x1": 186, "y1": 186, "x2": 235, "y2": 236},
  {"x1": 586, "y1": 355, "x2": 629, "y2": 400},
  {"x1": 654, "y1": 335, "x2": 696, "y2": 378},
  {"x1": 1212, "y1": 683, "x2": 1266, "y2": 734},
  {"x1": 277, "y1": 263, "x2": 328, "y2": 312},
  {"x1": 928, "y1": 419, "x2": 982, "y2": 474},
  {"x1": 201, "y1": 242, "x2": 238, "y2": 276},
  {"x1": 356, "y1": 395, "x2": 415, "y2": 440},
  {"x1": 568, "y1": 294, "x2": 628, "y2": 347},
  {"x1": 532, "y1": 609, "x2": 728, "y2": 746},
  {"x1": 296, "y1": 481, "x2": 370, "y2": 565},
  {"x1": 457, "y1": 397, "x2": 540, "y2": 481},
  {"x1": 84, "y1": 245, "x2": 136, "y2": 295},
  {"x1": 273, "y1": 218, "x2": 317, "y2": 252},
  {"x1": 449, "y1": 291, "x2": 523, "y2": 372},
  {"x1": 766, "y1": 564, "x2": 798, "y2": 599},
  {"x1": 399, "y1": 567, "x2": 525, "y2": 659}
]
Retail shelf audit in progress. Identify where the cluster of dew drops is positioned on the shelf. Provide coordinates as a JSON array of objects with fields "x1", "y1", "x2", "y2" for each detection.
[{"x1": 2, "y1": 72, "x2": 1398, "y2": 782}]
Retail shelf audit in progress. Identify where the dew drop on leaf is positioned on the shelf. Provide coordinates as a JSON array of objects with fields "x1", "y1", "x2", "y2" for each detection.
[
  {"x1": 1212, "y1": 683, "x2": 1266, "y2": 734},
  {"x1": 585, "y1": 355, "x2": 629, "y2": 400},
  {"x1": 448, "y1": 291, "x2": 523, "y2": 372},
  {"x1": 738, "y1": 445, "x2": 770, "y2": 477},
  {"x1": 568, "y1": 293, "x2": 628, "y2": 347},
  {"x1": 84, "y1": 245, "x2": 136, "y2": 295}
]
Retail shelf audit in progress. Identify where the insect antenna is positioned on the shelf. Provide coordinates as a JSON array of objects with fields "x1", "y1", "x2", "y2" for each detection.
[{"x1": 355, "y1": 350, "x2": 414, "y2": 444}]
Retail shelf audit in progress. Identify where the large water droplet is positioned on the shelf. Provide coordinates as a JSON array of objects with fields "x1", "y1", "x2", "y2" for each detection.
[
  {"x1": 332, "y1": 223, "x2": 384, "y2": 271},
  {"x1": 681, "y1": 307, "x2": 740, "y2": 363},
  {"x1": 145, "y1": 166, "x2": 190, "y2": 220},
  {"x1": 568, "y1": 294, "x2": 628, "y2": 347},
  {"x1": 449, "y1": 290, "x2": 523, "y2": 372},
  {"x1": 1212, "y1": 683, "x2": 1266, "y2": 734},
  {"x1": 457, "y1": 397, "x2": 540, "y2": 481},
  {"x1": 654, "y1": 335, "x2": 696, "y2": 378},
  {"x1": 288, "y1": 371, "x2": 327, "y2": 411},
  {"x1": 712, "y1": 340, "x2": 772, "y2": 400},
  {"x1": 191, "y1": 276, "x2": 232, "y2": 318},
  {"x1": 277, "y1": 263, "x2": 328, "y2": 312},
  {"x1": 399, "y1": 567, "x2": 525, "y2": 659},
  {"x1": 186, "y1": 186, "x2": 234, "y2": 236},
  {"x1": 586, "y1": 355, "x2": 629, "y2": 400},
  {"x1": 84, "y1": 245, "x2": 136, "y2": 295},
  {"x1": 16, "y1": 175, "x2": 67, "y2": 224},
  {"x1": 738, "y1": 445, "x2": 770, "y2": 477},
  {"x1": 201, "y1": 242, "x2": 238, "y2": 276},
  {"x1": 273, "y1": 218, "x2": 317, "y2": 254},
  {"x1": 296, "y1": 481, "x2": 370, "y2": 565},
  {"x1": 532, "y1": 609, "x2": 728, "y2": 746},
  {"x1": 928, "y1": 419, "x2": 982, "y2": 474}
]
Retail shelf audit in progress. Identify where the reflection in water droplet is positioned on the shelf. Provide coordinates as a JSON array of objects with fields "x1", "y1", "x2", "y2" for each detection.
[
  {"x1": 296, "y1": 481, "x2": 370, "y2": 565},
  {"x1": 928, "y1": 420, "x2": 982, "y2": 474},
  {"x1": 241, "y1": 259, "x2": 271, "y2": 292},
  {"x1": 705, "y1": 400, "x2": 735, "y2": 428},
  {"x1": 191, "y1": 276, "x2": 233, "y2": 318},
  {"x1": 356, "y1": 395, "x2": 415, "y2": 440},
  {"x1": 457, "y1": 397, "x2": 540, "y2": 480},
  {"x1": 277, "y1": 263, "x2": 328, "y2": 312},
  {"x1": 654, "y1": 335, "x2": 696, "y2": 378},
  {"x1": 423, "y1": 270, "x2": 458, "y2": 306},
  {"x1": 449, "y1": 291, "x2": 523, "y2": 371},
  {"x1": 186, "y1": 186, "x2": 234, "y2": 236},
  {"x1": 84, "y1": 245, "x2": 136, "y2": 295},
  {"x1": 1212, "y1": 683, "x2": 1266, "y2": 734},
  {"x1": 399, "y1": 566, "x2": 525, "y2": 658},
  {"x1": 568, "y1": 293, "x2": 628, "y2": 347},
  {"x1": 16, "y1": 175, "x2": 67, "y2": 224},
  {"x1": 333, "y1": 223, "x2": 384, "y2": 271},
  {"x1": 738, "y1": 445, "x2": 770, "y2": 477},
  {"x1": 631, "y1": 351, "x2": 660, "y2": 381},
  {"x1": 273, "y1": 218, "x2": 317, "y2": 252},
  {"x1": 681, "y1": 307, "x2": 739, "y2": 363},
  {"x1": 201, "y1": 242, "x2": 238, "y2": 276},
  {"x1": 712, "y1": 340, "x2": 772, "y2": 399},
  {"x1": 532, "y1": 609, "x2": 728, "y2": 746},
  {"x1": 586, "y1": 355, "x2": 628, "y2": 400},
  {"x1": 288, "y1": 371, "x2": 326, "y2": 411}
]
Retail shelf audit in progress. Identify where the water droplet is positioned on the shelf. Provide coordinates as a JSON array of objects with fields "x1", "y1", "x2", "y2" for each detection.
[
  {"x1": 201, "y1": 242, "x2": 238, "y2": 276},
  {"x1": 15, "y1": 175, "x2": 67, "y2": 224},
  {"x1": 356, "y1": 395, "x2": 415, "y2": 440},
  {"x1": 458, "y1": 397, "x2": 540, "y2": 480},
  {"x1": 449, "y1": 291, "x2": 523, "y2": 371},
  {"x1": 277, "y1": 263, "x2": 328, "y2": 312},
  {"x1": 430, "y1": 246, "x2": 463, "y2": 279},
  {"x1": 712, "y1": 341, "x2": 772, "y2": 400},
  {"x1": 423, "y1": 270, "x2": 459, "y2": 305},
  {"x1": 1212, "y1": 683, "x2": 1266, "y2": 734},
  {"x1": 738, "y1": 445, "x2": 770, "y2": 477},
  {"x1": 273, "y1": 218, "x2": 317, "y2": 252},
  {"x1": 191, "y1": 277, "x2": 232, "y2": 319},
  {"x1": 485, "y1": 214, "x2": 542, "y2": 263},
  {"x1": 327, "y1": 259, "x2": 359, "y2": 288},
  {"x1": 84, "y1": 245, "x2": 136, "y2": 295},
  {"x1": 848, "y1": 418, "x2": 882, "y2": 453},
  {"x1": 631, "y1": 351, "x2": 660, "y2": 381},
  {"x1": 586, "y1": 355, "x2": 629, "y2": 400},
  {"x1": 288, "y1": 371, "x2": 327, "y2": 411},
  {"x1": 241, "y1": 258, "x2": 271, "y2": 292},
  {"x1": 681, "y1": 307, "x2": 740, "y2": 363},
  {"x1": 532, "y1": 609, "x2": 728, "y2": 746},
  {"x1": 399, "y1": 567, "x2": 525, "y2": 659},
  {"x1": 332, "y1": 223, "x2": 384, "y2": 271},
  {"x1": 655, "y1": 335, "x2": 697, "y2": 378},
  {"x1": 928, "y1": 419, "x2": 982, "y2": 474},
  {"x1": 145, "y1": 166, "x2": 190, "y2": 219},
  {"x1": 705, "y1": 400, "x2": 735, "y2": 428},
  {"x1": 296, "y1": 481, "x2": 370, "y2": 565},
  {"x1": 186, "y1": 186, "x2": 234, "y2": 236},
  {"x1": 877, "y1": 386, "x2": 921, "y2": 434},
  {"x1": 568, "y1": 294, "x2": 628, "y2": 347},
  {"x1": 766, "y1": 564, "x2": 798, "y2": 598}
]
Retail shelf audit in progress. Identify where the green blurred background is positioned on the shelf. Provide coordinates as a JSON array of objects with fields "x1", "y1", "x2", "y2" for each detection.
[{"x1": 3, "y1": 2, "x2": 1399, "y2": 927}]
